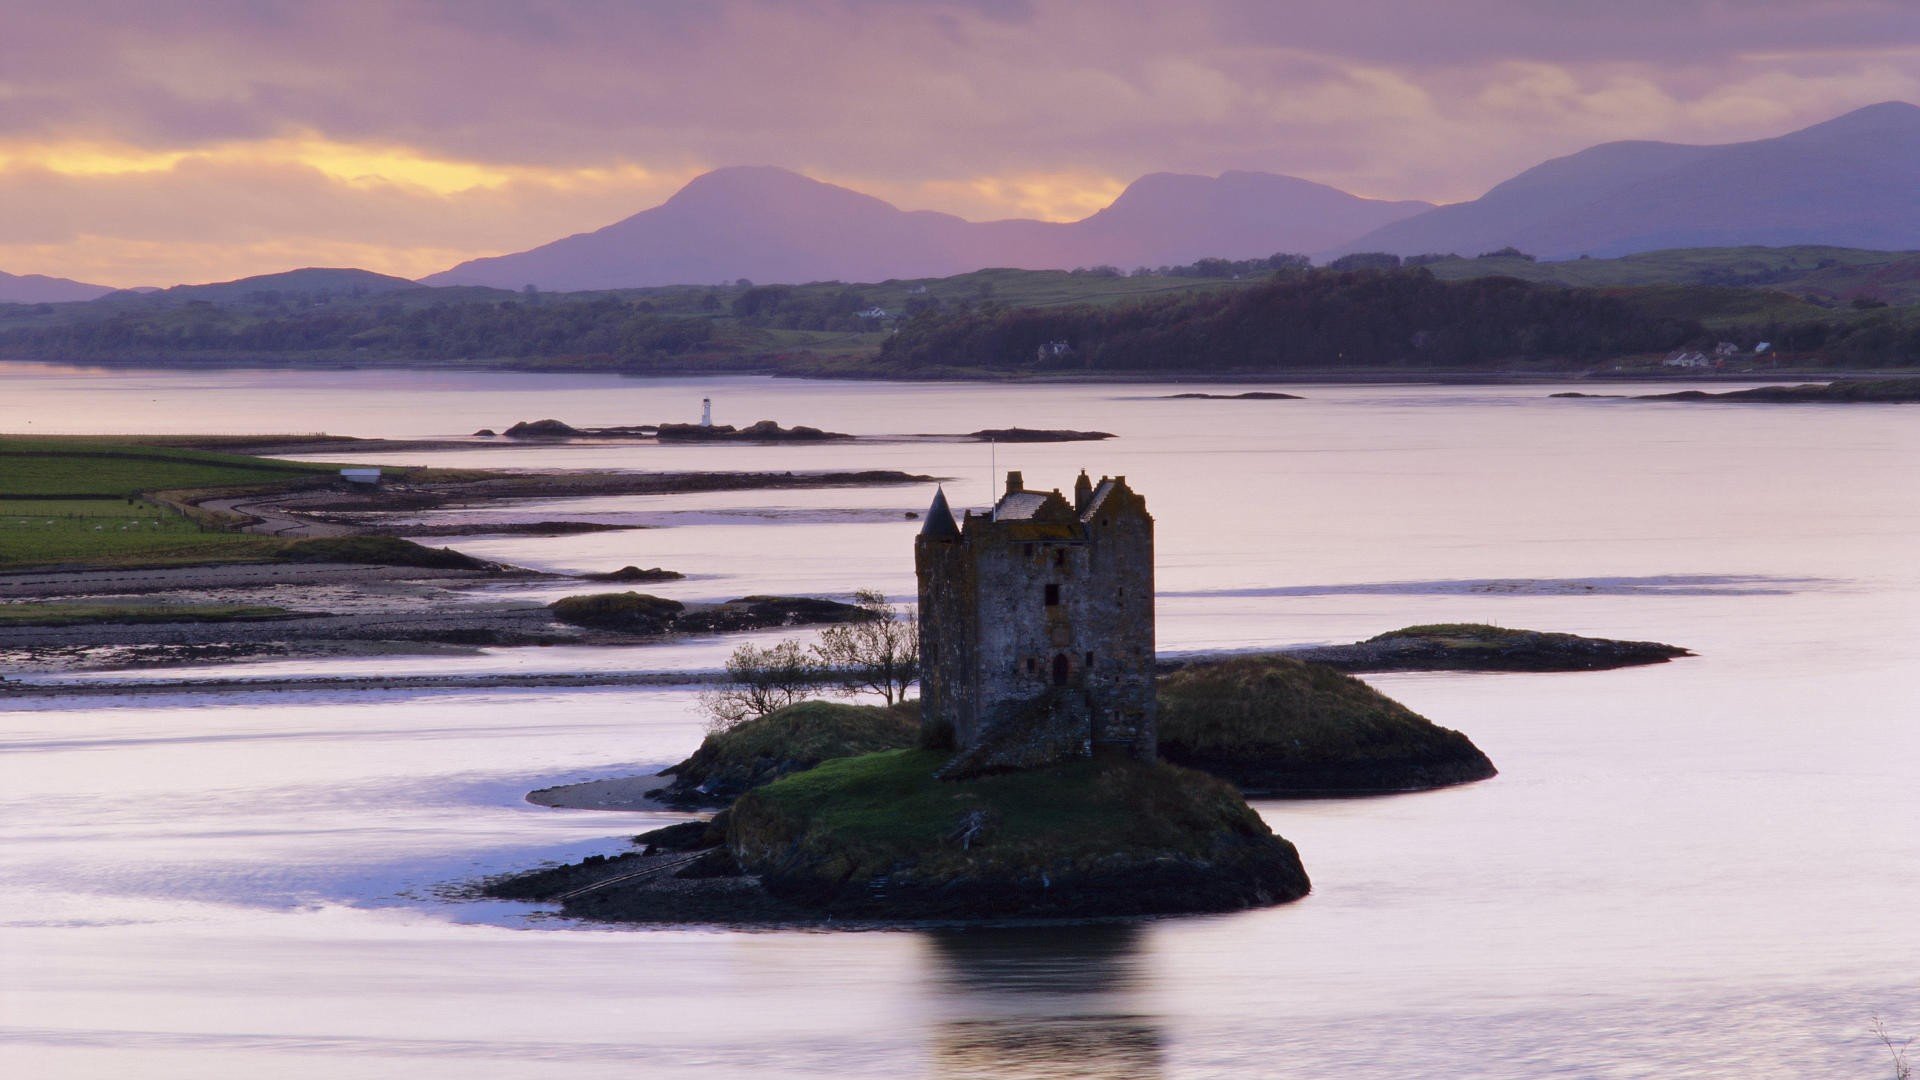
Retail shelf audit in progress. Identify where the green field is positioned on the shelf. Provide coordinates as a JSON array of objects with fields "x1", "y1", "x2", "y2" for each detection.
[
  {"x1": 0, "y1": 437, "x2": 331, "y2": 498},
  {"x1": 0, "y1": 437, "x2": 336, "y2": 568},
  {"x1": 0, "y1": 497, "x2": 281, "y2": 568}
]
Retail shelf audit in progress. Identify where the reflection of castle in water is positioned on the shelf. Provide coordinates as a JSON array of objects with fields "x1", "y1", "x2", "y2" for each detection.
[{"x1": 923, "y1": 924, "x2": 1165, "y2": 1080}]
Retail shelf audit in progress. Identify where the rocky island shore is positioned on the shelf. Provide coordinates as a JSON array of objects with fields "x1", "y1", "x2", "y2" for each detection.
[{"x1": 493, "y1": 748, "x2": 1310, "y2": 924}]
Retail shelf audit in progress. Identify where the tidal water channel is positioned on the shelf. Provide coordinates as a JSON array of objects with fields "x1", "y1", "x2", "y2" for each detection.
[{"x1": 2, "y1": 364, "x2": 1917, "y2": 1077}]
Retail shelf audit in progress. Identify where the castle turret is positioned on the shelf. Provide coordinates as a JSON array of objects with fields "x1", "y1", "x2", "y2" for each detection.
[{"x1": 920, "y1": 486, "x2": 960, "y2": 540}]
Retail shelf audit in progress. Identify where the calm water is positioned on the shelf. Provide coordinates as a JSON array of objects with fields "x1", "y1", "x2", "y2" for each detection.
[{"x1": 2, "y1": 362, "x2": 1917, "y2": 1078}]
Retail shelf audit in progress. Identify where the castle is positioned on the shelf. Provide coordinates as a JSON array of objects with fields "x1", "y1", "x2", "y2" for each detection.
[{"x1": 915, "y1": 470, "x2": 1155, "y2": 776}]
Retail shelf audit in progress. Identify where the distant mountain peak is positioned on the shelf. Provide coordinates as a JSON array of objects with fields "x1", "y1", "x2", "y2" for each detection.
[
  {"x1": 0, "y1": 269, "x2": 117, "y2": 304},
  {"x1": 423, "y1": 165, "x2": 1429, "y2": 289},
  {"x1": 1335, "y1": 101, "x2": 1920, "y2": 260}
]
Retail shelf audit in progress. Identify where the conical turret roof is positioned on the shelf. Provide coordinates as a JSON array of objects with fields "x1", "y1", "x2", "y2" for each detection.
[{"x1": 919, "y1": 486, "x2": 960, "y2": 539}]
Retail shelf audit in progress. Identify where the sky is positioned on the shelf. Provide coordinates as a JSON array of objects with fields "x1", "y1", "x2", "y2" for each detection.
[{"x1": 4, "y1": 0, "x2": 1919, "y2": 287}]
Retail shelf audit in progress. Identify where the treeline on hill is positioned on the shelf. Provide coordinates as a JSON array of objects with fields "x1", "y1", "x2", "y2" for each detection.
[
  {"x1": 878, "y1": 269, "x2": 1707, "y2": 372},
  {"x1": 7, "y1": 263, "x2": 1920, "y2": 371},
  {"x1": 0, "y1": 294, "x2": 724, "y2": 368}
]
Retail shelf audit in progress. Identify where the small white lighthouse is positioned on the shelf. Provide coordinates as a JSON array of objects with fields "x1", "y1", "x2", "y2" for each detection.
[{"x1": 699, "y1": 397, "x2": 713, "y2": 427}]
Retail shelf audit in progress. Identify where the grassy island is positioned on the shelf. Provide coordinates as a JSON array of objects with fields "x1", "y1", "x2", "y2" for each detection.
[
  {"x1": 725, "y1": 749, "x2": 1308, "y2": 919},
  {"x1": 650, "y1": 700, "x2": 921, "y2": 807},
  {"x1": 1157, "y1": 655, "x2": 1497, "y2": 795},
  {"x1": 502, "y1": 747, "x2": 1310, "y2": 923}
]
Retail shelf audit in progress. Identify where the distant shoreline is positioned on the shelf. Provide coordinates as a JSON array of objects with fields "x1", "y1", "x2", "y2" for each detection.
[{"x1": 0, "y1": 355, "x2": 1896, "y2": 386}]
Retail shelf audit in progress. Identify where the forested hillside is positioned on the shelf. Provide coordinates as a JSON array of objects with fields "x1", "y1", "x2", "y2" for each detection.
[
  {"x1": 878, "y1": 270, "x2": 1704, "y2": 372},
  {"x1": 3, "y1": 260, "x2": 1916, "y2": 374}
]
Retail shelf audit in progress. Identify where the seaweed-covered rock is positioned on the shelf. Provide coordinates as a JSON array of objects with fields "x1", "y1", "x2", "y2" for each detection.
[
  {"x1": 546, "y1": 592, "x2": 861, "y2": 635},
  {"x1": 1162, "y1": 391, "x2": 1302, "y2": 400},
  {"x1": 1288, "y1": 623, "x2": 1690, "y2": 673},
  {"x1": 502, "y1": 418, "x2": 581, "y2": 438},
  {"x1": 655, "y1": 421, "x2": 851, "y2": 441},
  {"x1": 583, "y1": 565, "x2": 684, "y2": 583},
  {"x1": 1157, "y1": 655, "x2": 1496, "y2": 796},
  {"x1": 675, "y1": 595, "x2": 865, "y2": 632},
  {"x1": 726, "y1": 749, "x2": 1310, "y2": 919},
  {"x1": 547, "y1": 592, "x2": 685, "y2": 633},
  {"x1": 651, "y1": 700, "x2": 919, "y2": 808}
]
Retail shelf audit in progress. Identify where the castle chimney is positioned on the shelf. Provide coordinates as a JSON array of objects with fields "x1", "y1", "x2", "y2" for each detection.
[
  {"x1": 1073, "y1": 470, "x2": 1093, "y2": 513},
  {"x1": 1005, "y1": 471, "x2": 1024, "y2": 496}
]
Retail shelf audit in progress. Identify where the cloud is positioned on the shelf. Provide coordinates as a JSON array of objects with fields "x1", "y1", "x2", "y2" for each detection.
[{"x1": 0, "y1": 1, "x2": 1916, "y2": 284}]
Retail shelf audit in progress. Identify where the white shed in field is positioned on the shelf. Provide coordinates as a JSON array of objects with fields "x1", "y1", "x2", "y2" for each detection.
[{"x1": 340, "y1": 468, "x2": 382, "y2": 486}]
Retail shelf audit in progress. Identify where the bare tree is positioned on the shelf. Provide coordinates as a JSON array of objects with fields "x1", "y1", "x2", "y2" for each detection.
[
  {"x1": 812, "y1": 588, "x2": 919, "y2": 705},
  {"x1": 697, "y1": 639, "x2": 821, "y2": 732},
  {"x1": 1875, "y1": 1016, "x2": 1914, "y2": 1080}
]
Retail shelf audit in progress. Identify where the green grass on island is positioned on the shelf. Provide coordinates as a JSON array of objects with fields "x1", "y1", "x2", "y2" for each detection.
[
  {"x1": 656, "y1": 700, "x2": 921, "y2": 805},
  {"x1": 1157, "y1": 654, "x2": 1497, "y2": 794},
  {"x1": 727, "y1": 747, "x2": 1309, "y2": 918}
]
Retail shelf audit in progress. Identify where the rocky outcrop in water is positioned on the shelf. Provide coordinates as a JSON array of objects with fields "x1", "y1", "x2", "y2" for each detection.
[
  {"x1": 1553, "y1": 378, "x2": 1920, "y2": 404},
  {"x1": 656, "y1": 420, "x2": 850, "y2": 441},
  {"x1": 547, "y1": 593, "x2": 864, "y2": 635},
  {"x1": 1156, "y1": 655, "x2": 1497, "y2": 796},
  {"x1": 582, "y1": 565, "x2": 684, "y2": 583},
  {"x1": 1162, "y1": 391, "x2": 1302, "y2": 400},
  {"x1": 1281, "y1": 623, "x2": 1690, "y2": 672},
  {"x1": 962, "y1": 428, "x2": 1115, "y2": 442}
]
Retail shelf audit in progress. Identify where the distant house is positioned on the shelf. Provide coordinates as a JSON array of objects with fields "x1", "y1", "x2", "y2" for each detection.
[
  {"x1": 856, "y1": 306, "x2": 891, "y2": 320},
  {"x1": 1713, "y1": 341, "x2": 1740, "y2": 357},
  {"x1": 1663, "y1": 351, "x2": 1713, "y2": 369},
  {"x1": 339, "y1": 467, "x2": 382, "y2": 486},
  {"x1": 1036, "y1": 340, "x2": 1072, "y2": 362},
  {"x1": 1755, "y1": 342, "x2": 1772, "y2": 354}
]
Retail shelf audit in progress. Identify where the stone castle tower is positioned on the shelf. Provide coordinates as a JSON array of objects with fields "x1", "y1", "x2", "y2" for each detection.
[{"x1": 915, "y1": 470, "x2": 1155, "y2": 776}]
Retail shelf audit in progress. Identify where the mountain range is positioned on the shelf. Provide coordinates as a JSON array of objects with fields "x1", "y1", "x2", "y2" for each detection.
[
  {"x1": 421, "y1": 167, "x2": 1431, "y2": 290},
  {"x1": 4, "y1": 101, "x2": 1917, "y2": 301},
  {"x1": 1339, "y1": 101, "x2": 1920, "y2": 259},
  {"x1": 0, "y1": 270, "x2": 117, "y2": 304}
]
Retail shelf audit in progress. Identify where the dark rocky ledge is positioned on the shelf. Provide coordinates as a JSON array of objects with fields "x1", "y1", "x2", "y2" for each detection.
[
  {"x1": 1277, "y1": 623, "x2": 1690, "y2": 673},
  {"x1": 581, "y1": 565, "x2": 685, "y2": 583},
  {"x1": 492, "y1": 418, "x2": 852, "y2": 440},
  {"x1": 1161, "y1": 391, "x2": 1302, "y2": 400},
  {"x1": 488, "y1": 749, "x2": 1309, "y2": 924},
  {"x1": 656, "y1": 420, "x2": 852, "y2": 441},
  {"x1": 547, "y1": 592, "x2": 865, "y2": 635},
  {"x1": 961, "y1": 428, "x2": 1115, "y2": 442},
  {"x1": 1552, "y1": 377, "x2": 1920, "y2": 404}
]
